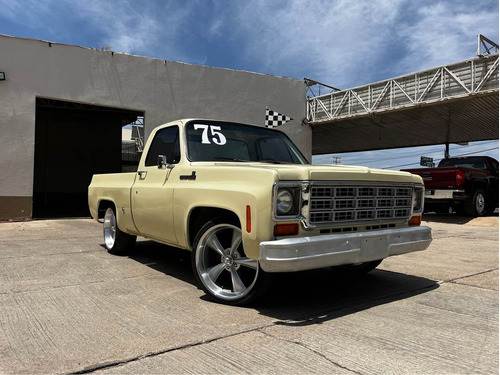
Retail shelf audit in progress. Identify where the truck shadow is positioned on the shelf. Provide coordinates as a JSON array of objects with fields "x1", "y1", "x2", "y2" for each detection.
[
  {"x1": 423, "y1": 211, "x2": 499, "y2": 224},
  {"x1": 254, "y1": 269, "x2": 438, "y2": 325},
  {"x1": 128, "y1": 240, "x2": 196, "y2": 285},
  {"x1": 423, "y1": 213, "x2": 476, "y2": 224},
  {"x1": 128, "y1": 240, "x2": 439, "y2": 325}
]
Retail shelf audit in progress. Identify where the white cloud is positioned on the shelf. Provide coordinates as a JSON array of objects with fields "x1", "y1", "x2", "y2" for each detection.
[
  {"x1": 0, "y1": 0, "x2": 55, "y2": 31},
  {"x1": 1, "y1": 1, "x2": 23, "y2": 22},
  {"x1": 1, "y1": 0, "x2": 497, "y2": 88},
  {"x1": 0, "y1": 0, "x2": 196, "y2": 61},
  {"x1": 398, "y1": 1, "x2": 499, "y2": 73},
  {"x1": 217, "y1": 0, "x2": 498, "y2": 88},
  {"x1": 67, "y1": 0, "x2": 192, "y2": 58},
  {"x1": 231, "y1": 0, "x2": 402, "y2": 87}
]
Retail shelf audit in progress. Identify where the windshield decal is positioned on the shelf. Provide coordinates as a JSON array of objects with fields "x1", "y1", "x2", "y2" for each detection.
[{"x1": 193, "y1": 124, "x2": 227, "y2": 145}]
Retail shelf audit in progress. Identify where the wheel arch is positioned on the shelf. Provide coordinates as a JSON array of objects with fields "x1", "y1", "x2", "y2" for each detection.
[
  {"x1": 188, "y1": 207, "x2": 241, "y2": 249},
  {"x1": 471, "y1": 179, "x2": 488, "y2": 192},
  {"x1": 97, "y1": 199, "x2": 116, "y2": 220}
]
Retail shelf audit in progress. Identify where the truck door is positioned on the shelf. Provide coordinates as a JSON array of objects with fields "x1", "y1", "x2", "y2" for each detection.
[{"x1": 131, "y1": 125, "x2": 181, "y2": 244}]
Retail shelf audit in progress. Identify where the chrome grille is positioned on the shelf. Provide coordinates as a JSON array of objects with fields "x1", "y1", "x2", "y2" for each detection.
[{"x1": 309, "y1": 184, "x2": 413, "y2": 225}]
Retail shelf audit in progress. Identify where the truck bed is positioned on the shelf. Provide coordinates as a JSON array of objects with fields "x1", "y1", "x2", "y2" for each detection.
[
  {"x1": 402, "y1": 166, "x2": 488, "y2": 190},
  {"x1": 88, "y1": 172, "x2": 137, "y2": 220}
]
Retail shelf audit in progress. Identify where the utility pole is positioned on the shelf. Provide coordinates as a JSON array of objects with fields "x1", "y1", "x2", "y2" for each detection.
[{"x1": 332, "y1": 156, "x2": 341, "y2": 165}]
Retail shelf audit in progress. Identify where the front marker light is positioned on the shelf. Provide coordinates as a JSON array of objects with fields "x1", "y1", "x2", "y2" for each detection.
[{"x1": 277, "y1": 189, "x2": 293, "y2": 214}]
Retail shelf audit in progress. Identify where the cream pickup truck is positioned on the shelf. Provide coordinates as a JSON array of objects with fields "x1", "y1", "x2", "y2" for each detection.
[{"x1": 88, "y1": 119, "x2": 432, "y2": 305}]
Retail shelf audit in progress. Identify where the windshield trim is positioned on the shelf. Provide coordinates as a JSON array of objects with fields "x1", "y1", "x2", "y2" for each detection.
[{"x1": 184, "y1": 119, "x2": 309, "y2": 164}]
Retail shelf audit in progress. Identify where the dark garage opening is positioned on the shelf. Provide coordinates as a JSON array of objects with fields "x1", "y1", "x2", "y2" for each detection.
[{"x1": 33, "y1": 98, "x2": 143, "y2": 218}]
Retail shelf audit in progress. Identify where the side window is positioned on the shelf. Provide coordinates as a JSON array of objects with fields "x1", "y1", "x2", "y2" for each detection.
[
  {"x1": 491, "y1": 159, "x2": 499, "y2": 176},
  {"x1": 145, "y1": 126, "x2": 180, "y2": 167}
]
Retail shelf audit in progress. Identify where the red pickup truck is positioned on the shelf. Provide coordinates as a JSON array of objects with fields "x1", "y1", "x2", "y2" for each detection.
[{"x1": 403, "y1": 156, "x2": 499, "y2": 217}]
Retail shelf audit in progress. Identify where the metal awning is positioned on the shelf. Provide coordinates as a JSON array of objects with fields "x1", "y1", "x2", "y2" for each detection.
[
  {"x1": 308, "y1": 52, "x2": 499, "y2": 155},
  {"x1": 311, "y1": 91, "x2": 498, "y2": 154}
]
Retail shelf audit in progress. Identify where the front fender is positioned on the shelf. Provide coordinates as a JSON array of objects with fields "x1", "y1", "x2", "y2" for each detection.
[{"x1": 173, "y1": 167, "x2": 278, "y2": 259}]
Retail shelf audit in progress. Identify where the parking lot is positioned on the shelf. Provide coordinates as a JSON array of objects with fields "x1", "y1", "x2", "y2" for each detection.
[{"x1": 0, "y1": 215, "x2": 498, "y2": 374}]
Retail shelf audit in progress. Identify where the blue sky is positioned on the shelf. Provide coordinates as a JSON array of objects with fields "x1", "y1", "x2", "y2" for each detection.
[{"x1": 1, "y1": 0, "x2": 498, "y2": 169}]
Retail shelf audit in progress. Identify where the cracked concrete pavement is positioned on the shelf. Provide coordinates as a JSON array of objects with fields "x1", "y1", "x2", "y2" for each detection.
[{"x1": 0, "y1": 215, "x2": 498, "y2": 374}]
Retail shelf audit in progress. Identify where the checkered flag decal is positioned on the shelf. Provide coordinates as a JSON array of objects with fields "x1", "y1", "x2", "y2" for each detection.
[{"x1": 265, "y1": 108, "x2": 293, "y2": 128}]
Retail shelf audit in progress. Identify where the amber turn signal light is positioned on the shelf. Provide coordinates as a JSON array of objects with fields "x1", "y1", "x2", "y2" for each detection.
[
  {"x1": 408, "y1": 215, "x2": 422, "y2": 226},
  {"x1": 274, "y1": 223, "x2": 299, "y2": 236},
  {"x1": 246, "y1": 205, "x2": 251, "y2": 233}
]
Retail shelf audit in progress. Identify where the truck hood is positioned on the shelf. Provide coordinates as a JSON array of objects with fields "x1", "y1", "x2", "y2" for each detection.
[{"x1": 211, "y1": 162, "x2": 423, "y2": 184}]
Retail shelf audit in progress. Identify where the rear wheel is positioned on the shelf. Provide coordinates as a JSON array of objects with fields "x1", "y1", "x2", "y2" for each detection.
[
  {"x1": 465, "y1": 189, "x2": 487, "y2": 217},
  {"x1": 192, "y1": 221, "x2": 269, "y2": 305},
  {"x1": 103, "y1": 207, "x2": 136, "y2": 255}
]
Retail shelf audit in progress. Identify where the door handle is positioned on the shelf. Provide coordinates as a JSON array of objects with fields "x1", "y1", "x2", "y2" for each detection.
[{"x1": 138, "y1": 171, "x2": 147, "y2": 178}]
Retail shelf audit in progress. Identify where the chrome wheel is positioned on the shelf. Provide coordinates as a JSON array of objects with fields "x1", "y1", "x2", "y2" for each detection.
[
  {"x1": 101, "y1": 205, "x2": 136, "y2": 254},
  {"x1": 475, "y1": 192, "x2": 485, "y2": 215},
  {"x1": 103, "y1": 207, "x2": 117, "y2": 250},
  {"x1": 194, "y1": 223, "x2": 259, "y2": 303},
  {"x1": 466, "y1": 189, "x2": 487, "y2": 217}
]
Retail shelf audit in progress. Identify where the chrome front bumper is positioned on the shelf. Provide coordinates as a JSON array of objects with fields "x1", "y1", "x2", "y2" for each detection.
[{"x1": 259, "y1": 226, "x2": 432, "y2": 273}]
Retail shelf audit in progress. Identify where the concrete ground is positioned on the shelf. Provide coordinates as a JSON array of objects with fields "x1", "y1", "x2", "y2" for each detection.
[{"x1": 0, "y1": 215, "x2": 497, "y2": 374}]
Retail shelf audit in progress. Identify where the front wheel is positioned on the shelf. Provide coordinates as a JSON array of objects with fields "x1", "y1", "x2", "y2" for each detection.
[
  {"x1": 103, "y1": 207, "x2": 136, "y2": 255},
  {"x1": 192, "y1": 221, "x2": 269, "y2": 305}
]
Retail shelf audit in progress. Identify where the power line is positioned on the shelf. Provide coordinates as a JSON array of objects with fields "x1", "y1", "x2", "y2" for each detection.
[
  {"x1": 382, "y1": 146, "x2": 499, "y2": 169},
  {"x1": 453, "y1": 146, "x2": 499, "y2": 157},
  {"x1": 342, "y1": 150, "x2": 443, "y2": 165},
  {"x1": 313, "y1": 141, "x2": 499, "y2": 167},
  {"x1": 338, "y1": 141, "x2": 499, "y2": 165}
]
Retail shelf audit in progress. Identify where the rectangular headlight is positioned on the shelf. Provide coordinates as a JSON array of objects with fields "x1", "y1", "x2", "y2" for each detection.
[{"x1": 413, "y1": 185, "x2": 424, "y2": 213}]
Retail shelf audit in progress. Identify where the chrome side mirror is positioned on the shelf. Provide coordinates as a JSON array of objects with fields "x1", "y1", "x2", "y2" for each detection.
[{"x1": 158, "y1": 155, "x2": 175, "y2": 169}]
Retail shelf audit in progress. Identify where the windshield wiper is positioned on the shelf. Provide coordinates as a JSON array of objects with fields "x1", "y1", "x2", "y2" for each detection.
[
  {"x1": 214, "y1": 157, "x2": 250, "y2": 162},
  {"x1": 258, "y1": 159, "x2": 288, "y2": 164}
]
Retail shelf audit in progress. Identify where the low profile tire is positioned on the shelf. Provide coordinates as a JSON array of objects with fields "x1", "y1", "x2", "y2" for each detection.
[
  {"x1": 103, "y1": 207, "x2": 136, "y2": 255},
  {"x1": 465, "y1": 189, "x2": 487, "y2": 217},
  {"x1": 335, "y1": 259, "x2": 382, "y2": 275},
  {"x1": 192, "y1": 221, "x2": 269, "y2": 305}
]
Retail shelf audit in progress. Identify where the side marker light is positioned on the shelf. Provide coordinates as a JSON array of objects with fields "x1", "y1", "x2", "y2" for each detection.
[{"x1": 246, "y1": 205, "x2": 251, "y2": 233}]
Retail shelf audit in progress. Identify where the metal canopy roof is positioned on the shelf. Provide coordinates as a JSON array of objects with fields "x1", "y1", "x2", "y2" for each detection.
[{"x1": 308, "y1": 53, "x2": 499, "y2": 155}]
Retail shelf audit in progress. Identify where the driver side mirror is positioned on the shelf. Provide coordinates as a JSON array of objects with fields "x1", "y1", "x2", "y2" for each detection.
[{"x1": 158, "y1": 155, "x2": 175, "y2": 170}]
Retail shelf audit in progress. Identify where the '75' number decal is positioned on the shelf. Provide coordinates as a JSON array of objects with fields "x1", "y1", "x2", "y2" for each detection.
[{"x1": 194, "y1": 124, "x2": 227, "y2": 145}]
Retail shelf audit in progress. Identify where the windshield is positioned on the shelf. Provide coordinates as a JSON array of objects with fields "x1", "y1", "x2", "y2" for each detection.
[{"x1": 186, "y1": 121, "x2": 308, "y2": 164}]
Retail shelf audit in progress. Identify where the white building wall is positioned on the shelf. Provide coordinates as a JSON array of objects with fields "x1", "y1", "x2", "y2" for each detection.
[{"x1": 0, "y1": 35, "x2": 308, "y2": 219}]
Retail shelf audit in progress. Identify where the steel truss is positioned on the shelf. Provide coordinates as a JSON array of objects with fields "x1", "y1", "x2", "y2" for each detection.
[{"x1": 307, "y1": 53, "x2": 499, "y2": 124}]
